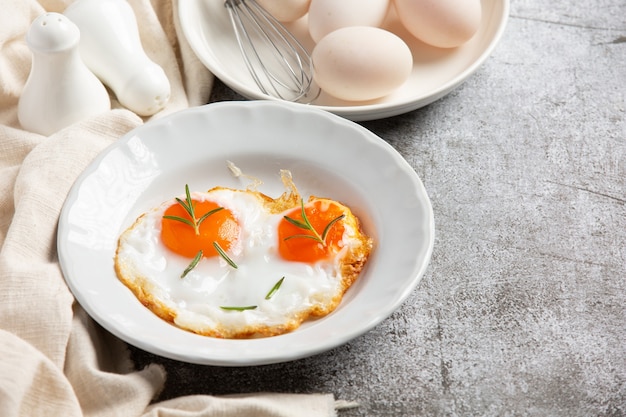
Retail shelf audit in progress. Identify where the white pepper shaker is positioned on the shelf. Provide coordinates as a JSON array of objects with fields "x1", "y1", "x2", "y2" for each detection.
[
  {"x1": 64, "y1": 0, "x2": 171, "y2": 116},
  {"x1": 18, "y1": 12, "x2": 111, "y2": 136}
]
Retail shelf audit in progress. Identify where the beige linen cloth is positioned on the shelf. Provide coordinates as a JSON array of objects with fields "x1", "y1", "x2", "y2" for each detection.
[{"x1": 0, "y1": 1, "x2": 351, "y2": 415}]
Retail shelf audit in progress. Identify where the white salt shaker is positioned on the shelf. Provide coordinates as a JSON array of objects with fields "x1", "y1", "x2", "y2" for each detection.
[
  {"x1": 64, "y1": 0, "x2": 171, "y2": 116},
  {"x1": 18, "y1": 12, "x2": 111, "y2": 136}
]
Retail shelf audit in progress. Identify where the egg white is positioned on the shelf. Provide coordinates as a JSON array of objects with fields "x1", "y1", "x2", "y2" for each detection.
[{"x1": 115, "y1": 188, "x2": 361, "y2": 337}]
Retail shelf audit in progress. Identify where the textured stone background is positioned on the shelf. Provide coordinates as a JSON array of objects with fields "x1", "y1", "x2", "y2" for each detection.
[{"x1": 131, "y1": 0, "x2": 626, "y2": 415}]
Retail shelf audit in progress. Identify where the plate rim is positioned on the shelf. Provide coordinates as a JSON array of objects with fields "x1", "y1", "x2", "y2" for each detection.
[{"x1": 57, "y1": 100, "x2": 435, "y2": 366}]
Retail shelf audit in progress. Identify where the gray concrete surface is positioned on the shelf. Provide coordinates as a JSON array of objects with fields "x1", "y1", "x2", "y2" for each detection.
[{"x1": 130, "y1": 1, "x2": 626, "y2": 415}]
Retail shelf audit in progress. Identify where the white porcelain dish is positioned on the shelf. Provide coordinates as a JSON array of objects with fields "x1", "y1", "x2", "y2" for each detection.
[
  {"x1": 178, "y1": 0, "x2": 509, "y2": 121},
  {"x1": 57, "y1": 101, "x2": 435, "y2": 366}
]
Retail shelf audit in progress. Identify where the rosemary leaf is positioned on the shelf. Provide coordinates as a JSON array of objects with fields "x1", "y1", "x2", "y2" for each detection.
[
  {"x1": 197, "y1": 207, "x2": 224, "y2": 226},
  {"x1": 265, "y1": 276, "x2": 285, "y2": 300},
  {"x1": 220, "y1": 305, "x2": 257, "y2": 311},
  {"x1": 300, "y1": 200, "x2": 316, "y2": 231},
  {"x1": 321, "y1": 214, "x2": 345, "y2": 241},
  {"x1": 181, "y1": 250, "x2": 203, "y2": 278},
  {"x1": 174, "y1": 196, "x2": 194, "y2": 220},
  {"x1": 283, "y1": 215, "x2": 310, "y2": 230},
  {"x1": 184, "y1": 184, "x2": 195, "y2": 215},
  {"x1": 162, "y1": 215, "x2": 196, "y2": 228},
  {"x1": 283, "y1": 234, "x2": 322, "y2": 242},
  {"x1": 213, "y1": 241, "x2": 238, "y2": 269}
]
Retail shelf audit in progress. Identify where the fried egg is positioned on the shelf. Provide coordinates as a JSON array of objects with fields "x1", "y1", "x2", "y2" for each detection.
[{"x1": 114, "y1": 172, "x2": 373, "y2": 338}]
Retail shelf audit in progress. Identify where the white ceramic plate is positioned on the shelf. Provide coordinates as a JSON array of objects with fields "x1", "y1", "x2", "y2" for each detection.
[
  {"x1": 178, "y1": 0, "x2": 509, "y2": 121},
  {"x1": 58, "y1": 101, "x2": 434, "y2": 366}
]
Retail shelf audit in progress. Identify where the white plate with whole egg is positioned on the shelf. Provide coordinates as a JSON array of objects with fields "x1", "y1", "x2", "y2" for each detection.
[
  {"x1": 57, "y1": 101, "x2": 434, "y2": 366},
  {"x1": 178, "y1": 0, "x2": 509, "y2": 121}
]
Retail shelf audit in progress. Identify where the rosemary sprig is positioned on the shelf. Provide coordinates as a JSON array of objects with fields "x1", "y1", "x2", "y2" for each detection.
[
  {"x1": 265, "y1": 276, "x2": 285, "y2": 300},
  {"x1": 163, "y1": 185, "x2": 236, "y2": 270},
  {"x1": 181, "y1": 250, "x2": 203, "y2": 278},
  {"x1": 213, "y1": 241, "x2": 238, "y2": 269},
  {"x1": 162, "y1": 184, "x2": 223, "y2": 235},
  {"x1": 220, "y1": 305, "x2": 257, "y2": 311},
  {"x1": 283, "y1": 199, "x2": 345, "y2": 247}
]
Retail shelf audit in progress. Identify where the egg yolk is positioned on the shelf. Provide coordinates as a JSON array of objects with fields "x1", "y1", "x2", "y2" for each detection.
[
  {"x1": 278, "y1": 200, "x2": 346, "y2": 263},
  {"x1": 161, "y1": 200, "x2": 240, "y2": 258}
]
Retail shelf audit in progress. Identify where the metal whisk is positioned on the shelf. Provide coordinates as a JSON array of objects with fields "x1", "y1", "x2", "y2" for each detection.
[{"x1": 224, "y1": 0, "x2": 318, "y2": 103}]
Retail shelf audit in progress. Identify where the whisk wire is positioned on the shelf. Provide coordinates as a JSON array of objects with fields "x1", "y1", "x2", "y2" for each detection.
[
  {"x1": 224, "y1": 0, "x2": 317, "y2": 103},
  {"x1": 237, "y1": 4, "x2": 291, "y2": 97},
  {"x1": 226, "y1": 4, "x2": 268, "y2": 94},
  {"x1": 247, "y1": 1, "x2": 309, "y2": 90}
]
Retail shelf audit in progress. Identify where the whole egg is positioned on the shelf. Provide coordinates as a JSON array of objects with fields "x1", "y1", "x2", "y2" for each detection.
[
  {"x1": 307, "y1": 0, "x2": 390, "y2": 43},
  {"x1": 254, "y1": 0, "x2": 311, "y2": 22},
  {"x1": 312, "y1": 26, "x2": 413, "y2": 102},
  {"x1": 393, "y1": 0, "x2": 482, "y2": 48}
]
